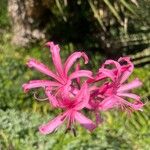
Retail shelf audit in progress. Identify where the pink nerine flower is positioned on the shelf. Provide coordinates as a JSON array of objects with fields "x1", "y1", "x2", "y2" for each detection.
[
  {"x1": 22, "y1": 41, "x2": 144, "y2": 135},
  {"x1": 22, "y1": 42, "x2": 92, "y2": 99},
  {"x1": 39, "y1": 83, "x2": 96, "y2": 134},
  {"x1": 97, "y1": 57, "x2": 144, "y2": 111}
]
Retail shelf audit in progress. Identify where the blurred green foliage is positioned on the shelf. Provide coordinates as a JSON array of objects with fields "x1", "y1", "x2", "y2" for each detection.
[
  {"x1": 0, "y1": 0, "x2": 9, "y2": 28},
  {"x1": 45, "y1": 0, "x2": 150, "y2": 57},
  {"x1": 0, "y1": 106, "x2": 149, "y2": 149}
]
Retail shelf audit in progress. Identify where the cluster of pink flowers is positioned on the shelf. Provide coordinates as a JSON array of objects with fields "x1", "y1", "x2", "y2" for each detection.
[{"x1": 23, "y1": 42, "x2": 144, "y2": 135}]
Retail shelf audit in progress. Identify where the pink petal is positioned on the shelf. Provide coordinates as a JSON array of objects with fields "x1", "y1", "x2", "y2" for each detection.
[
  {"x1": 117, "y1": 78, "x2": 142, "y2": 92},
  {"x1": 59, "y1": 81, "x2": 72, "y2": 98},
  {"x1": 74, "y1": 112, "x2": 96, "y2": 131},
  {"x1": 75, "y1": 64, "x2": 80, "y2": 84},
  {"x1": 39, "y1": 114, "x2": 65, "y2": 135},
  {"x1": 116, "y1": 96, "x2": 144, "y2": 110},
  {"x1": 117, "y1": 92, "x2": 140, "y2": 100},
  {"x1": 98, "y1": 82, "x2": 110, "y2": 94},
  {"x1": 118, "y1": 56, "x2": 131, "y2": 62},
  {"x1": 98, "y1": 68, "x2": 115, "y2": 81},
  {"x1": 45, "y1": 87, "x2": 59, "y2": 107},
  {"x1": 75, "y1": 83, "x2": 87, "y2": 100},
  {"x1": 22, "y1": 80, "x2": 61, "y2": 92},
  {"x1": 89, "y1": 86, "x2": 99, "y2": 92},
  {"x1": 70, "y1": 87, "x2": 79, "y2": 96},
  {"x1": 98, "y1": 59, "x2": 121, "y2": 81},
  {"x1": 87, "y1": 71, "x2": 108, "y2": 83},
  {"x1": 85, "y1": 102, "x2": 93, "y2": 109},
  {"x1": 130, "y1": 101, "x2": 144, "y2": 110},
  {"x1": 120, "y1": 67, "x2": 133, "y2": 84},
  {"x1": 64, "y1": 52, "x2": 89, "y2": 75},
  {"x1": 99, "y1": 96, "x2": 117, "y2": 111},
  {"x1": 69, "y1": 70, "x2": 93, "y2": 80},
  {"x1": 103, "y1": 60, "x2": 121, "y2": 75},
  {"x1": 75, "y1": 83, "x2": 90, "y2": 110},
  {"x1": 118, "y1": 57, "x2": 134, "y2": 84},
  {"x1": 27, "y1": 58, "x2": 63, "y2": 83},
  {"x1": 46, "y1": 42, "x2": 64, "y2": 77}
]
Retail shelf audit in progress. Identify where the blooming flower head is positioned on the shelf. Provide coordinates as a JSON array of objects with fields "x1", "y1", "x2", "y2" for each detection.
[
  {"x1": 39, "y1": 83, "x2": 96, "y2": 135},
  {"x1": 23, "y1": 42, "x2": 92, "y2": 99},
  {"x1": 22, "y1": 42, "x2": 144, "y2": 135},
  {"x1": 92, "y1": 57, "x2": 144, "y2": 112}
]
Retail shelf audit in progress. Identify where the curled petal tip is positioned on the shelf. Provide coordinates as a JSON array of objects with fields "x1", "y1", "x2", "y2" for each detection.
[
  {"x1": 26, "y1": 58, "x2": 36, "y2": 68},
  {"x1": 134, "y1": 78, "x2": 143, "y2": 87},
  {"x1": 130, "y1": 101, "x2": 144, "y2": 110},
  {"x1": 135, "y1": 78, "x2": 142, "y2": 83},
  {"x1": 39, "y1": 126, "x2": 49, "y2": 135},
  {"x1": 22, "y1": 84, "x2": 28, "y2": 93},
  {"x1": 118, "y1": 56, "x2": 131, "y2": 62},
  {"x1": 46, "y1": 41, "x2": 54, "y2": 47},
  {"x1": 46, "y1": 42, "x2": 60, "y2": 51},
  {"x1": 81, "y1": 52, "x2": 89, "y2": 64},
  {"x1": 87, "y1": 123, "x2": 97, "y2": 132}
]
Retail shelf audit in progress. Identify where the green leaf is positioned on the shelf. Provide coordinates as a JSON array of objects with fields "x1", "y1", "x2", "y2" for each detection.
[{"x1": 103, "y1": 0, "x2": 123, "y2": 25}]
